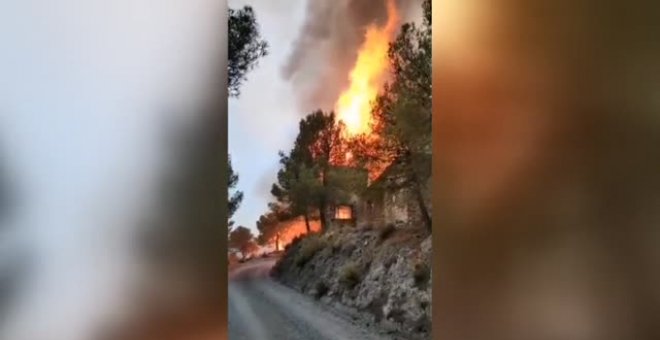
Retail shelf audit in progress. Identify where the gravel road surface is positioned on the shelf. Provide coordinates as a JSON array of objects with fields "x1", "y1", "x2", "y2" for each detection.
[{"x1": 228, "y1": 258, "x2": 396, "y2": 340}]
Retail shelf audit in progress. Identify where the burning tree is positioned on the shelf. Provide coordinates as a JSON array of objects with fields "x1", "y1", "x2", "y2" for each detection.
[
  {"x1": 350, "y1": 0, "x2": 432, "y2": 231},
  {"x1": 266, "y1": 0, "x2": 431, "y2": 234},
  {"x1": 270, "y1": 151, "x2": 319, "y2": 234},
  {"x1": 256, "y1": 204, "x2": 322, "y2": 251},
  {"x1": 270, "y1": 110, "x2": 352, "y2": 232},
  {"x1": 334, "y1": 0, "x2": 401, "y2": 136},
  {"x1": 256, "y1": 206, "x2": 285, "y2": 251},
  {"x1": 242, "y1": 240, "x2": 260, "y2": 259}
]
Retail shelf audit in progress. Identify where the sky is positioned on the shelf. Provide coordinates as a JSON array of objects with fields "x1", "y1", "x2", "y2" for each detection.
[
  {"x1": 0, "y1": 1, "x2": 222, "y2": 339},
  {"x1": 228, "y1": 0, "x2": 308, "y2": 234}
]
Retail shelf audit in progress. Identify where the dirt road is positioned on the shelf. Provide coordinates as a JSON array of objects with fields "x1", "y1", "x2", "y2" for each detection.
[{"x1": 228, "y1": 258, "x2": 395, "y2": 340}]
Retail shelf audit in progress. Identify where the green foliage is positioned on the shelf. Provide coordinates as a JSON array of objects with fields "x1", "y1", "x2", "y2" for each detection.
[
  {"x1": 381, "y1": 0, "x2": 431, "y2": 155},
  {"x1": 228, "y1": 6, "x2": 268, "y2": 97},
  {"x1": 269, "y1": 110, "x2": 349, "y2": 232},
  {"x1": 270, "y1": 152, "x2": 321, "y2": 231}
]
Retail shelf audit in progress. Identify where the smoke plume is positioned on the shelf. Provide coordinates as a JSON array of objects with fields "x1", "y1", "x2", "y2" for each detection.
[{"x1": 281, "y1": 0, "x2": 421, "y2": 115}]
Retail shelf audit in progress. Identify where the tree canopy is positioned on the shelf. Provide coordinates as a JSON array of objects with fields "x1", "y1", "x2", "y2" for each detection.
[
  {"x1": 229, "y1": 225, "x2": 256, "y2": 258},
  {"x1": 228, "y1": 6, "x2": 269, "y2": 97},
  {"x1": 255, "y1": 206, "x2": 285, "y2": 250},
  {"x1": 269, "y1": 110, "x2": 349, "y2": 232}
]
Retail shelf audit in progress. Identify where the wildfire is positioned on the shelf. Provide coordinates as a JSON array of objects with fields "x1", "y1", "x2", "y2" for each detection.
[
  {"x1": 270, "y1": 216, "x2": 321, "y2": 250},
  {"x1": 335, "y1": 0, "x2": 400, "y2": 136}
]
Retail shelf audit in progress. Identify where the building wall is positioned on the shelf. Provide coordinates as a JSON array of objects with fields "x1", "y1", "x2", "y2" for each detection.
[
  {"x1": 355, "y1": 195, "x2": 384, "y2": 228},
  {"x1": 326, "y1": 207, "x2": 357, "y2": 230},
  {"x1": 356, "y1": 178, "x2": 432, "y2": 229},
  {"x1": 384, "y1": 188, "x2": 410, "y2": 225},
  {"x1": 326, "y1": 164, "x2": 432, "y2": 229}
]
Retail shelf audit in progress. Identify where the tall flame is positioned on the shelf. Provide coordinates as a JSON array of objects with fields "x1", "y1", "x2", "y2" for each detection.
[{"x1": 335, "y1": 0, "x2": 400, "y2": 136}]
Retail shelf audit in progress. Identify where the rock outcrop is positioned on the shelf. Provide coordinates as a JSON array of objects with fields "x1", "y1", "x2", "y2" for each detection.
[{"x1": 272, "y1": 225, "x2": 431, "y2": 339}]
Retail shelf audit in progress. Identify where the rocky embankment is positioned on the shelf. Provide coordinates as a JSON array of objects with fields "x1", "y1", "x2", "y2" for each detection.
[{"x1": 271, "y1": 225, "x2": 432, "y2": 339}]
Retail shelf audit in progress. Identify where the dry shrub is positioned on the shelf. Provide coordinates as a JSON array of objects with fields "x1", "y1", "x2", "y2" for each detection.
[
  {"x1": 285, "y1": 235, "x2": 304, "y2": 251},
  {"x1": 339, "y1": 262, "x2": 362, "y2": 288},
  {"x1": 413, "y1": 261, "x2": 430, "y2": 288},
  {"x1": 295, "y1": 236, "x2": 327, "y2": 267},
  {"x1": 314, "y1": 281, "x2": 329, "y2": 299},
  {"x1": 379, "y1": 224, "x2": 396, "y2": 241}
]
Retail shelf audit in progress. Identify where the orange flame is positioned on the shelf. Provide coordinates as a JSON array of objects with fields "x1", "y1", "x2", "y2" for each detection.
[
  {"x1": 335, "y1": 0, "x2": 400, "y2": 136},
  {"x1": 265, "y1": 216, "x2": 322, "y2": 251}
]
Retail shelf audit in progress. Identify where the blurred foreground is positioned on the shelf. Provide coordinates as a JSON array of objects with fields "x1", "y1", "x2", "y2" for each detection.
[
  {"x1": 0, "y1": 1, "x2": 226, "y2": 339},
  {"x1": 436, "y1": 1, "x2": 660, "y2": 339}
]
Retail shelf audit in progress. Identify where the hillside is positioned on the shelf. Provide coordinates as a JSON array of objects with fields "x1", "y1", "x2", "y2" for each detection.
[{"x1": 272, "y1": 225, "x2": 432, "y2": 339}]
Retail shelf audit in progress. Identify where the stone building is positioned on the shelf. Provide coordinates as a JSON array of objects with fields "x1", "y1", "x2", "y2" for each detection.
[
  {"x1": 325, "y1": 160, "x2": 431, "y2": 230},
  {"x1": 323, "y1": 166, "x2": 366, "y2": 229}
]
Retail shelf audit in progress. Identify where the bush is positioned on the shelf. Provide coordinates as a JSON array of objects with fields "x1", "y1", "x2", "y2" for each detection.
[
  {"x1": 295, "y1": 236, "x2": 327, "y2": 267},
  {"x1": 339, "y1": 262, "x2": 361, "y2": 288},
  {"x1": 314, "y1": 281, "x2": 329, "y2": 299},
  {"x1": 413, "y1": 262, "x2": 430, "y2": 288},
  {"x1": 379, "y1": 224, "x2": 396, "y2": 241},
  {"x1": 330, "y1": 240, "x2": 341, "y2": 253},
  {"x1": 285, "y1": 235, "x2": 304, "y2": 251}
]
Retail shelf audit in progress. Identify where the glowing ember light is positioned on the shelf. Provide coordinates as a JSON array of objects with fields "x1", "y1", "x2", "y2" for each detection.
[
  {"x1": 266, "y1": 216, "x2": 322, "y2": 251},
  {"x1": 335, "y1": 0, "x2": 400, "y2": 136},
  {"x1": 345, "y1": 151, "x2": 354, "y2": 163}
]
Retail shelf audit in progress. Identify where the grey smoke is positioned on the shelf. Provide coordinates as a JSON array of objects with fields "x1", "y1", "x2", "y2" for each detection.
[{"x1": 282, "y1": 0, "x2": 421, "y2": 115}]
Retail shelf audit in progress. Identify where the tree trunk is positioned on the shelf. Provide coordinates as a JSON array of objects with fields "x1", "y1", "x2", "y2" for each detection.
[
  {"x1": 406, "y1": 151, "x2": 431, "y2": 232},
  {"x1": 303, "y1": 212, "x2": 311, "y2": 233},
  {"x1": 413, "y1": 182, "x2": 431, "y2": 232},
  {"x1": 319, "y1": 167, "x2": 329, "y2": 232},
  {"x1": 319, "y1": 201, "x2": 327, "y2": 232},
  {"x1": 275, "y1": 232, "x2": 280, "y2": 251}
]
